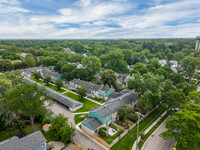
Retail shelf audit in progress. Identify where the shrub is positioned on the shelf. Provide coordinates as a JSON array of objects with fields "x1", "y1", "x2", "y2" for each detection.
[
  {"x1": 106, "y1": 139, "x2": 113, "y2": 144},
  {"x1": 98, "y1": 127, "x2": 107, "y2": 137}
]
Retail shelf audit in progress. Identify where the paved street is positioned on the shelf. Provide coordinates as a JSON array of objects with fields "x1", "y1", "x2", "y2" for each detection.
[{"x1": 142, "y1": 118, "x2": 176, "y2": 150}]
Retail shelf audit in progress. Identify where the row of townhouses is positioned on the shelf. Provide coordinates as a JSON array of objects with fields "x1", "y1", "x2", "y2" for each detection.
[
  {"x1": 69, "y1": 79, "x2": 115, "y2": 101},
  {"x1": 81, "y1": 90, "x2": 139, "y2": 135},
  {"x1": 19, "y1": 67, "x2": 66, "y2": 83}
]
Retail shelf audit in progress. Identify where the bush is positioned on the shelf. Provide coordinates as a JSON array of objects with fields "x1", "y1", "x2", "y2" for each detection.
[
  {"x1": 106, "y1": 139, "x2": 113, "y2": 144},
  {"x1": 98, "y1": 127, "x2": 107, "y2": 137}
]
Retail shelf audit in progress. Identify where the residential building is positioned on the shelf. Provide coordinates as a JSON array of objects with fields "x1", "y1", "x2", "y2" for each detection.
[
  {"x1": 17, "y1": 52, "x2": 27, "y2": 59},
  {"x1": 69, "y1": 79, "x2": 115, "y2": 100},
  {"x1": 19, "y1": 67, "x2": 44, "y2": 77},
  {"x1": 81, "y1": 91, "x2": 138, "y2": 135},
  {"x1": 41, "y1": 67, "x2": 66, "y2": 82},
  {"x1": 0, "y1": 131, "x2": 46, "y2": 150}
]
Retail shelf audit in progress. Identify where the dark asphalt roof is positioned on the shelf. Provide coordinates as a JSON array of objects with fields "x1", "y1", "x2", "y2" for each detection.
[
  {"x1": 91, "y1": 92, "x2": 138, "y2": 119},
  {"x1": 18, "y1": 67, "x2": 43, "y2": 73},
  {"x1": 82, "y1": 117, "x2": 102, "y2": 130},
  {"x1": 108, "y1": 91, "x2": 121, "y2": 99},
  {"x1": 117, "y1": 74, "x2": 128, "y2": 83},
  {"x1": 100, "y1": 86, "x2": 111, "y2": 93},
  {"x1": 0, "y1": 131, "x2": 46, "y2": 150},
  {"x1": 41, "y1": 68, "x2": 60, "y2": 78},
  {"x1": 70, "y1": 79, "x2": 101, "y2": 91},
  {"x1": 24, "y1": 78, "x2": 83, "y2": 109}
]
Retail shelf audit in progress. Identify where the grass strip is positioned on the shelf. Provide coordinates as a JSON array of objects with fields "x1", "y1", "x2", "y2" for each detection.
[
  {"x1": 111, "y1": 106, "x2": 166, "y2": 150},
  {"x1": 138, "y1": 111, "x2": 170, "y2": 150}
]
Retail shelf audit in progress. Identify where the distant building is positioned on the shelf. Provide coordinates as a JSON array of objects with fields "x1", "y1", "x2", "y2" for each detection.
[
  {"x1": 17, "y1": 52, "x2": 27, "y2": 59},
  {"x1": 11, "y1": 60, "x2": 22, "y2": 64},
  {"x1": 64, "y1": 48, "x2": 75, "y2": 54},
  {"x1": 0, "y1": 131, "x2": 46, "y2": 150},
  {"x1": 196, "y1": 36, "x2": 200, "y2": 51}
]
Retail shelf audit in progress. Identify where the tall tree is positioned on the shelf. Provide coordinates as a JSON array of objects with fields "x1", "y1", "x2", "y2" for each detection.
[
  {"x1": 81, "y1": 56, "x2": 101, "y2": 76},
  {"x1": 61, "y1": 64, "x2": 77, "y2": 81},
  {"x1": 101, "y1": 69, "x2": 117, "y2": 89},
  {"x1": 181, "y1": 55, "x2": 199, "y2": 82},
  {"x1": 43, "y1": 75, "x2": 52, "y2": 85},
  {"x1": 4, "y1": 83, "x2": 51, "y2": 132},
  {"x1": 128, "y1": 72, "x2": 165, "y2": 111},
  {"x1": 161, "y1": 102, "x2": 200, "y2": 149},
  {"x1": 55, "y1": 79, "x2": 63, "y2": 90},
  {"x1": 50, "y1": 114, "x2": 75, "y2": 144},
  {"x1": 77, "y1": 85, "x2": 86, "y2": 97},
  {"x1": 33, "y1": 71, "x2": 41, "y2": 81}
]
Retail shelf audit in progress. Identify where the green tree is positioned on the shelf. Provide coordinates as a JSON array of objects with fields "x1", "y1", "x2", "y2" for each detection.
[
  {"x1": 43, "y1": 75, "x2": 51, "y2": 85},
  {"x1": 25, "y1": 54, "x2": 36, "y2": 67},
  {"x1": 70, "y1": 68, "x2": 90, "y2": 81},
  {"x1": 154, "y1": 68, "x2": 169, "y2": 79},
  {"x1": 33, "y1": 71, "x2": 41, "y2": 81},
  {"x1": 187, "y1": 91, "x2": 200, "y2": 104},
  {"x1": 61, "y1": 64, "x2": 77, "y2": 81},
  {"x1": 77, "y1": 85, "x2": 86, "y2": 97},
  {"x1": 122, "y1": 49, "x2": 133, "y2": 65},
  {"x1": 160, "y1": 102, "x2": 200, "y2": 149},
  {"x1": 101, "y1": 69, "x2": 117, "y2": 89},
  {"x1": 174, "y1": 52, "x2": 184, "y2": 67},
  {"x1": 169, "y1": 73, "x2": 184, "y2": 85},
  {"x1": 181, "y1": 55, "x2": 199, "y2": 82},
  {"x1": 55, "y1": 79, "x2": 63, "y2": 90},
  {"x1": 0, "y1": 59, "x2": 13, "y2": 72},
  {"x1": 128, "y1": 72, "x2": 165, "y2": 110},
  {"x1": 4, "y1": 83, "x2": 50, "y2": 132},
  {"x1": 161, "y1": 89, "x2": 186, "y2": 110},
  {"x1": 118, "y1": 105, "x2": 137, "y2": 122},
  {"x1": 81, "y1": 56, "x2": 101, "y2": 76},
  {"x1": 50, "y1": 114, "x2": 75, "y2": 144},
  {"x1": 106, "y1": 50, "x2": 128, "y2": 73}
]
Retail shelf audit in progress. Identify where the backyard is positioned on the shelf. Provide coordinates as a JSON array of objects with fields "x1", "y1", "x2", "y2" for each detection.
[
  {"x1": 0, "y1": 123, "x2": 57, "y2": 143},
  {"x1": 64, "y1": 92, "x2": 100, "y2": 113},
  {"x1": 111, "y1": 106, "x2": 166, "y2": 150},
  {"x1": 74, "y1": 114, "x2": 89, "y2": 124}
]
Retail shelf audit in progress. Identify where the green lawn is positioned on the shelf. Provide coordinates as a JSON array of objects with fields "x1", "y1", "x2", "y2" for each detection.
[
  {"x1": 0, "y1": 128, "x2": 21, "y2": 142},
  {"x1": 0, "y1": 123, "x2": 57, "y2": 143},
  {"x1": 29, "y1": 77, "x2": 44, "y2": 84},
  {"x1": 64, "y1": 92, "x2": 100, "y2": 112},
  {"x1": 111, "y1": 106, "x2": 166, "y2": 150},
  {"x1": 45, "y1": 84, "x2": 66, "y2": 93},
  {"x1": 74, "y1": 114, "x2": 88, "y2": 124}
]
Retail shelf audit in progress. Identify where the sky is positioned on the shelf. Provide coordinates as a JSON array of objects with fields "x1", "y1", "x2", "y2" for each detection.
[{"x1": 0, "y1": 0, "x2": 200, "y2": 39}]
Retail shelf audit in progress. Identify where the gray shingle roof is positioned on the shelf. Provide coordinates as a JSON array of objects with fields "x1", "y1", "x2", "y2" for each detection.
[
  {"x1": 82, "y1": 117, "x2": 102, "y2": 130},
  {"x1": 20, "y1": 131, "x2": 46, "y2": 150},
  {"x1": 91, "y1": 84, "x2": 102, "y2": 91},
  {"x1": 18, "y1": 67, "x2": 44, "y2": 73},
  {"x1": 117, "y1": 74, "x2": 128, "y2": 83},
  {"x1": 108, "y1": 92, "x2": 121, "y2": 99},
  {"x1": 100, "y1": 86, "x2": 111, "y2": 93},
  {"x1": 24, "y1": 78, "x2": 83, "y2": 110},
  {"x1": 91, "y1": 92, "x2": 138, "y2": 119},
  {"x1": 70, "y1": 79, "x2": 97, "y2": 90},
  {"x1": 0, "y1": 131, "x2": 46, "y2": 150}
]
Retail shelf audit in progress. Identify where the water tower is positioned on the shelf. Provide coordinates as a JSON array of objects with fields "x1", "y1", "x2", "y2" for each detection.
[{"x1": 196, "y1": 36, "x2": 200, "y2": 51}]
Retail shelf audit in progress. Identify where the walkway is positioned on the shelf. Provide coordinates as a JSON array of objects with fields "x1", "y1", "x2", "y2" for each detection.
[
  {"x1": 73, "y1": 112, "x2": 89, "y2": 115},
  {"x1": 132, "y1": 110, "x2": 167, "y2": 150},
  {"x1": 141, "y1": 117, "x2": 176, "y2": 150}
]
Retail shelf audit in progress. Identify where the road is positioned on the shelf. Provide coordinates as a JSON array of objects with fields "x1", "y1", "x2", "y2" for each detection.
[{"x1": 142, "y1": 118, "x2": 176, "y2": 150}]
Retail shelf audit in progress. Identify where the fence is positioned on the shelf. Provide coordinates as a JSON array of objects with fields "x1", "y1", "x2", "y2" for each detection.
[
  {"x1": 109, "y1": 105, "x2": 160, "y2": 147},
  {"x1": 91, "y1": 105, "x2": 160, "y2": 149}
]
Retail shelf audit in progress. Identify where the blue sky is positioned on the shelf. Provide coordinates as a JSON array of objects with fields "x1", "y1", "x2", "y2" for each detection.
[{"x1": 0, "y1": 0, "x2": 200, "y2": 39}]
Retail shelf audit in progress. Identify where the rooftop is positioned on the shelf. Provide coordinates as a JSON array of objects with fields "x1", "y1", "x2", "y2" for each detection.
[
  {"x1": 24, "y1": 78, "x2": 83, "y2": 110},
  {"x1": 196, "y1": 36, "x2": 200, "y2": 40}
]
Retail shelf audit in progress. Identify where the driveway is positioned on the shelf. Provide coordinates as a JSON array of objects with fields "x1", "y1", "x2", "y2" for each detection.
[
  {"x1": 45, "y1": 100, "x2": 74, "y2": 124},
  {"x1": 74, "y1": 130, "x2": 105, "y2": 150},
  {"x1": 142, "y1": 118, "x2": 176, "y2": 150}
]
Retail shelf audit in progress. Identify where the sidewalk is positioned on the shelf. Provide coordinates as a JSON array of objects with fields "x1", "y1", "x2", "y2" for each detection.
[
  {"x1": 132, "y1": 110, "x2": 167, "y2": 150},
  {"x1": 73, "y1": 112, "x2": 89, "y2": 115}
]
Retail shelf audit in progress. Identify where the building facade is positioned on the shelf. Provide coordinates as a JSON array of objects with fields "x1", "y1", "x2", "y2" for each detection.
[{"x1": 196, "y1": 36, "x2": 200, "y2": 51}]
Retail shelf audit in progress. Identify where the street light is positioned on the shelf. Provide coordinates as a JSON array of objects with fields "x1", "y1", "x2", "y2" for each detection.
[{"x1": 135, "y1": 112, "x2": 144, "y2": 150}]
